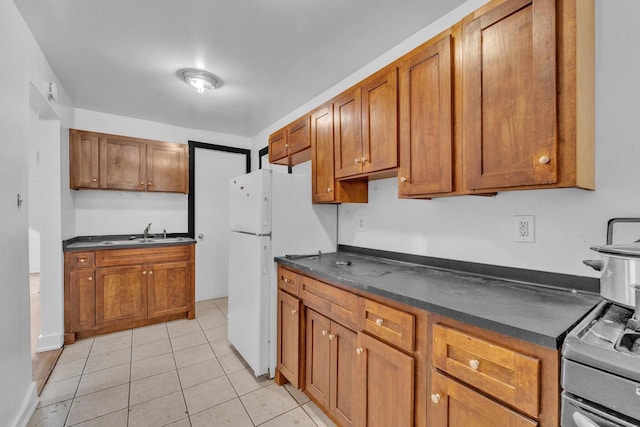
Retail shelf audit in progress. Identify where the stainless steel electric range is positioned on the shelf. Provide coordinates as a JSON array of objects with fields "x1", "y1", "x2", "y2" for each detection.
[{"x1": 561, "y1": 300, "x2": 640, "y2": 426}]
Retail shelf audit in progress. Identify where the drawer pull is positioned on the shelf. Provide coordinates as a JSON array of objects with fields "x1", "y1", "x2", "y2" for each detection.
[
  {"x1": 328, "y1": 334, "x2": 335, "y2": 340},
  {"x1": 469, "y1": 359, "x2": 480, "y2": 370},
  {"x1": 431, "y1": 393, "x2": 441, "y2": 404},
  {"x1": 375, "y1": 318, "x2": 384, "y2": 326},
  {"x1": 79, "y1": 258, "x2": 86, "y2": 263},
  {"x1": 356, "y1": 347, "x2": 363, "y2": 355},
  {"x1": 283, "y1": 277, "x2": 291, "y2": 284},
  {"x1": 291, "y1": 309, "x2": 297, "y2": 315},
  {"x1": 87, "y1": 277, "x2": 92, "y2": 281},
  {"x1": 322, "y1": 330, "x2": 328, "y2": 336}
]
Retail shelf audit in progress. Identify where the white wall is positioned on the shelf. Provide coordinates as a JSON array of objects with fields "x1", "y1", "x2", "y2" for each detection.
[
  {"x1": 253, "y1": 0, "x2": 640, "y2": 279},
  {"x1": 0, "y1": 0, "x2": 73, "y2": 425},
  {"x1": 72, "y1": 109, "x2": 251, "y2": 236}
]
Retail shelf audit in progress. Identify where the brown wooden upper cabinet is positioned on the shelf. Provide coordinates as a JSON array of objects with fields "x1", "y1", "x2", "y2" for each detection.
[
  {"x1": 70, "y1": 129, "x2": 189, "y2": 194},
  {"x1": 268, "y1": 115, "x2": 311, "y2": 166},
  {"x1": 335, "y1": 66, "x2": 399, "y2": 180},
  {"x1": 462, "y1": 0, "x2": 594, "y2": 192},
  {"x1": 397, "y1": 32, "x2": 455, "y2": 198}
]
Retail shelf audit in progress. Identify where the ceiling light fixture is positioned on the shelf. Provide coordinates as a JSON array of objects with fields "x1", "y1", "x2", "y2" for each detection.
[{"x1": 177, "y1": 68, "x2": 223, "y2": 93}]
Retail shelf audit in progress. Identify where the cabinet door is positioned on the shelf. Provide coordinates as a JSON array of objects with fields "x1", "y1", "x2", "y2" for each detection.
[
  {"x1": 287, "y1": 115, "x2": 311, "y2": 155},
  {"x1": 398, "y1": 35, "x2": 453, "y2": 196},
  {"x1": 147, "y1": 261, "x2": 191, "y2": 318},
  {"x1": 146, "y1": 142, "x2": 188, "y2": 193},
  {"x1": 277, "y1": 290, "x2": 301, "y2": 388},
  {"x1": 330, "y1": 322, "x2": 357, "y2": 427},
  {"x1": 361, "y1": 66, "x2": 398, "y2": 175},
  {"x1": 463, "y1": 0, "x2": 557, "y2": 190},
  {"x1": 269, "y1": 128, "x2": 288, "y2": 165},
  {"x1": 99, "y1": 136, "x2": 146, "y2": 191},
  {"x1": 70, "y1": 132, "x2": 99, "y2": 189},
  {"x1": 68, "y1": 269, "x2": 96, "y2": 331},
  {"x1": 306, "y1": 309, "x2": 332, "y2": 409},
  {"x1": 354, "y1": 332, "x2": 414, "y2": 427},
  {"x1": 334, "y1": 88, "x2": 363, "y2": 179},
  {"x1": 311, "y1": 104, "x2": 337, "y2": 203},
  {"x1": 95, "y1": 265, "x2": 147, "y2": 327},
  {"x1": 430, "y1": 370, "x2": 538, "y2": 427}
]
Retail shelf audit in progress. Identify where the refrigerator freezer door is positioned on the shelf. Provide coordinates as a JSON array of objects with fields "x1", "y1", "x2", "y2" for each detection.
[
  {"x1": 227, "y1": 231, "x2": 271, "y2": 376},
  {"x1": 229, "y1": 169, "x2": 271, "y2": 235}
]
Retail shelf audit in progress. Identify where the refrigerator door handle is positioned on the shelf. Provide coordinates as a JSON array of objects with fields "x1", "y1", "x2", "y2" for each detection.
[
  {"x1": 261, "y1": 243, "x2": 269, "y2": 275},
  {"x1": 263, "y1": 196, "x2": 269, "y2": 228}
]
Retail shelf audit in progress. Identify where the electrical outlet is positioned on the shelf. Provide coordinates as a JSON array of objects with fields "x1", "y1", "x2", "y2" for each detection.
[
  {"x1": 357, "y1": 215, "x2": 366, "y2": 232},
  {"x1": 513, "y1": 215, "x2": 535, "y2": 243}
]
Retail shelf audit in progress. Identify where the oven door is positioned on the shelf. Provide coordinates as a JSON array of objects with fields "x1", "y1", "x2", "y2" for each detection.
[{"x1": 562, "y1": 392, "x2": 639, "y2": 427}]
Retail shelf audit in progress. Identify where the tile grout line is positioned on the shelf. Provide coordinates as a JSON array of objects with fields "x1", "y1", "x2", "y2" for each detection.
[{"x1": 167, "y1": 319, "x2": 193, "y2": 427}]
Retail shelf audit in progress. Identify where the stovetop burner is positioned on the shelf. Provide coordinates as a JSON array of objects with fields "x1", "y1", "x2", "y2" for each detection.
[{"x1": 563, "y1": 301, "x2": 640, "y2": 382}]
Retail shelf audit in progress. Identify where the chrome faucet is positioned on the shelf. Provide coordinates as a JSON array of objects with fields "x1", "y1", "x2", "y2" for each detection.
[{"x1": 143, "y1": 223, "x2": 152, "y2": 239}]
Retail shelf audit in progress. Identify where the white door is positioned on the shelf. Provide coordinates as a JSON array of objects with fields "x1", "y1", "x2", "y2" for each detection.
[{"x1": 195, "y1": 148, "x2": 246, "y2": 301}]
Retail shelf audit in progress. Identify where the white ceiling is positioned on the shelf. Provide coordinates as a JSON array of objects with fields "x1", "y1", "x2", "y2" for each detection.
[{"x1": 16, "y1": 0, "x2": 467, "y2": 137}]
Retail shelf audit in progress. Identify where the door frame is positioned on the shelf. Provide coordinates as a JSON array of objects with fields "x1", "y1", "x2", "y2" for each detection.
[{"x1": 187, "y1": 141, "x2": 251, "y2": 239}]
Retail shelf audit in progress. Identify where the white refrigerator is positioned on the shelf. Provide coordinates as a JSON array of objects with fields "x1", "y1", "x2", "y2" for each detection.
[{"x1": 227, "y1": 169, "x2": 337, "y2": 377}]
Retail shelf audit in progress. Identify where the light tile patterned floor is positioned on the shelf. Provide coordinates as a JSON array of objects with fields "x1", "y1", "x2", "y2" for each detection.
[{"x1": 28, "y1": 298, "x2": 336, "y2": 427}]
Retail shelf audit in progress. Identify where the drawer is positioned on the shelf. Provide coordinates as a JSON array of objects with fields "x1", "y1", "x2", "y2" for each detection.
[
  {"x1": 432, "y1": 324, "x2": 540, "y2": 418},
  {"x1": 300, "y1": 276, "x2": 358, "y2": 329},
  {"x1": 278, "y1": 266, "x2": 299, "y2": 296},
  {"x1": 66, "y1": 251, "x2": 95, "y2": 268},
  {"x1": 360, "y1": 298, "x2": 415, "y2": 353},
  {"x1": 96, "y1": 245, "x2": 192, "y2": 267}
]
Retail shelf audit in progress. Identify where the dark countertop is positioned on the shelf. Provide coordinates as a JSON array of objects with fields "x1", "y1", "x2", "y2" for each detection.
[
  {"x1": 63, "y1": 234, "x2": 196, "y2": 251},
  {"x1": 276, "y1": 250, "x2": 602, "y2": 349}
]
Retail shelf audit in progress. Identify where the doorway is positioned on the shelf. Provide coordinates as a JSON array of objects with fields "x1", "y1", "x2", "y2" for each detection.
[{"x1": 188, "y1": 142, "x2": 250, "y2": 301}]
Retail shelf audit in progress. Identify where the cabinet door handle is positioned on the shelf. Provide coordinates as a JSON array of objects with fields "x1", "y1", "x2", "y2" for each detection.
[
  {"x1": 539, "y1": 155, "x2": 550, "y2": 165},
  {"x1": 87, "y1": 276, "x2": 93, "y2": 281},
  {"x1": 362, "y1": 157, "x2": 367, "y2": 163},
  {"x1": 149, "y1": 271, "x2": 153, "y2": 275},
  {"x1": 328, "y1": 334, "x2": 335, "y2": 340},
  {"x1": 356, "y1": 347, "x2": 363, "y2": 355},
  {"x1": 140, "y1": 182, "x2": 145, "y2": 185},
  {"x1": 431, "y1": 393, "x2": 441, "y2": 404},
  {"x1": 291, "y1": 309, "x2": 297, "y2": 315},
  {"x1": 92, "y1": 178, "x2": 97, "y2": 182},
  {"x1": 148, "y1": 182, "x2": 152, "y2": 186},
  {"x1": 327, "y1": 187, "x2": 333, "y2": 193},
  {"x1": 400, "y1": 177, "x2": 407, "y2": 183},
  {"x1": 143, "y1": 271, "x2": 147, "y2": 275},
  {"x1": 322, "y1": 330, "x2": 328, "y2": 336},
  {"x1": 375, "y1": 318, "x2": 384, "y2": 326},
  {"x1": 469, "y1": 359, "x2": 480, "y2": 370}
]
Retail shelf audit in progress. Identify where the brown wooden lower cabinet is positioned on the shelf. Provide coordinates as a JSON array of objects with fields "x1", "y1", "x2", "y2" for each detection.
[
  {"x1": 64, "y1": 244, "x2": 195, "y2": 343},
  {"x1": 275, "y1": 264, "x2": 560, "y2": 427},
  {"x1": 276, "y1": 290, "x2": 301, "y2": 388},
  {"x1": 306, "y1": 309, "x2": 357, "y2": 427},
  {"x1": 354, "y1": 332, "x2": 414, "y2": 427},
  {"x1": 429, "y1": 370, "x2": 538, "y2": 427},
  {"x1": 95, "y1": 264, "x2": 147, "y2": 327}
]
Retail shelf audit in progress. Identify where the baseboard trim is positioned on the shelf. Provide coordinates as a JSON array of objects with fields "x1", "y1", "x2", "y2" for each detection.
[
  {"x1": 36, "y1": 332, "x2": 63, "y2": 352},
  {"x1": 11, "y1": 381, "x2": 38, "y2": 427}
]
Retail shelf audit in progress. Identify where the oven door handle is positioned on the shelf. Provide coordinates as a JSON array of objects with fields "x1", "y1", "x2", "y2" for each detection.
[{"x1": 573, "y1": 412, "x2": 599, "y2": 427}]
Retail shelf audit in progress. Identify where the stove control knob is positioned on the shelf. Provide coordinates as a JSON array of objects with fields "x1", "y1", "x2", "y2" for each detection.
[{"x1": 469, "y1": 359, "x2": 480, "y2": 370}]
